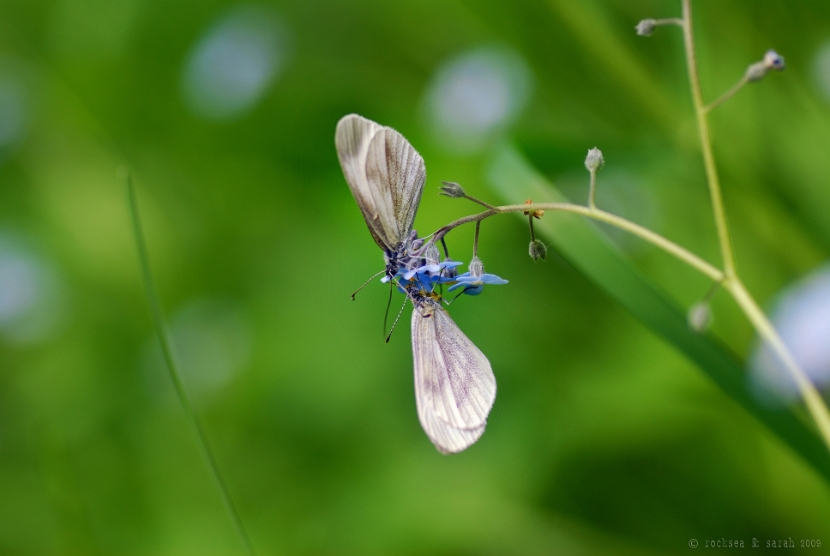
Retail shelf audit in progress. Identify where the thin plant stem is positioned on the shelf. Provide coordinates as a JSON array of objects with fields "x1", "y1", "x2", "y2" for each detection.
[
  {"x1": 431, "y1": 201, "x2": 830, "y2": 451},
  {"x1": 700, "y1": 280, "x2": 721, "y2": 304},
  {"x1": 654, "y1": 17, "x2": 683, "y2": 26},
  {"x1": 681, "y1": 0, "x2": 736, "y2": 278},
  {"x1": 705, "y1": 74, "x2": 749, "y2": 113},
  {"x1": 126, "y1": 172, "x2": 257, "y2": 556},
  {"x1": 473, "y1": 221, "x2": 481, "y2": 257},
  {"x1": 464, "y1": 193, "x2": 498, "y2": 211},
  {"x1": 680, "y1": 0, "x2": 830, "y2": 450},
  {"x1": 726, "y1": 280, "x2": 830, "y2": 449},
  {"x1": 588, "y1": 169, "x2": 598, "y2": 210},
  {"x1": 433, "y1": 203, "x2": 724, "y2": 283}
]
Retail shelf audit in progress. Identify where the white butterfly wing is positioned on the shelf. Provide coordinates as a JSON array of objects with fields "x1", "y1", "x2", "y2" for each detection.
[
  {"x1": 336, "y1": 114, "x2": 425, "y2": 252},
  {"x1": 412, "y1": 299, "x2": 497, "y2": 454},
  {"x1": 365, "y1": 127, "x2": 425, "y2": 246}
]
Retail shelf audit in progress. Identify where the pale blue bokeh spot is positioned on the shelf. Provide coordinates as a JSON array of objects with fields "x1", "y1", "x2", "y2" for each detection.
[
  {"x1": 750, "y1": 264, "x2": 830, "y2": 403},
  {"x1": 182, "y1": 5, "x2": 290, "y2": 121},
  {"x1": 423, "y1": 47, "x2": 532, "y2": 153}
]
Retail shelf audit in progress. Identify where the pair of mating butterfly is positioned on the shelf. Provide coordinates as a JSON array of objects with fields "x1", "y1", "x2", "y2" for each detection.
[{"x1": 336, "y1": 114, "x2": 503, "y2": 454}]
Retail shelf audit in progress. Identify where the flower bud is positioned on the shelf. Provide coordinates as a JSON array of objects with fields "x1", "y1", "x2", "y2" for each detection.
[
  {"x1": 746, "y1": 50, "x2": 785, "y2": 83},
  {"x1": 635, "y1": 19, "x2": 657, "y2": 36},
  {"x1": 529, "y1": 239, "x2": 547, "y2": 262},
  {"x1": 745, "y1": 61, "x2": 767, "y2": 82},
  {"x1": 424, "y1": 243, "x2": 440, "y2": 265},
  {"x1": 688, "y1": 302, "x2": 712, "y2": 332},
  {"x1": 585, "y1": 147, "x2": 604, "y2": 172},
  {"x1": 440, "y1": 181, "x2": 466, "y2": 198},
  {"x1": 468, "y1": 256, "x2": 484, "y2": 278},
  {"x1": 763, "y1": 49, "x2": 785, "y2": 71}
]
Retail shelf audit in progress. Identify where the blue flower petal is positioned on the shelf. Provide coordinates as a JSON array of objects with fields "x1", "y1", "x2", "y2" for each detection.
[
  {"x1": 480, "y1": 273, "x2": 508, "y2": 285},
  {"x1": 447, "y1": 270, "x2": 507, "y2": 295}
]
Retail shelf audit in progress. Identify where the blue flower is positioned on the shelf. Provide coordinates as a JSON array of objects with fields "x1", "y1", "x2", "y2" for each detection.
[
  {"x1": 403, "y1": 260, "x2": 462, "y2": 290},
  {"x1": 383, "y1": 259, "x2": 463, "y2": 294},
  {"x1": 447, "y1": 256, "x2": 508, "y2": 296}
]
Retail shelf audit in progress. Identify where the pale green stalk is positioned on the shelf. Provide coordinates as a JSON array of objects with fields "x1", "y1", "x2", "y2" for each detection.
[
  {"x1": 727, "y1": 280, "x2": 830, "y2": 447},
  {"x1": 588, "y1": 169, "x2": 598, "y2": 210},
  {"x1": 681, "y1": 0, "x2": 735, "y2": 279},
  {"x1": 705, "y1": 74, "x2": 749, "y2": 113},
  {"x1": 433, "y1": 203, "x2": 723, "y2": 282},
  {"x1": 126, "y1": 173, "x2": 257, "y2": 556},
  {"x1": 681, "y1": 0, "x2": 830, "y2": 450}
]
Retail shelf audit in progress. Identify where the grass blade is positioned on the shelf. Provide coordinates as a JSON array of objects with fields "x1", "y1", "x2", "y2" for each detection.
[{"x1": 125, "y1": 171, "x2": 257, "y2": 555}]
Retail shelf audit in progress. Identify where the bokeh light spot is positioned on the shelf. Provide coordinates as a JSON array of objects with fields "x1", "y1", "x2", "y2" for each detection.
[
  {"x1": 181, "y1": 5, "x2": 290, "y2": 121},
  {"x1": 0, "y1": 232, "x2": 68, "y2": 345},
  {"x1": 750, "y1": 263, "x2": 830, "y2": 403},
  {"x1": 423, "y1": 46, "x2": 532, "y2": 153},
  {"x1": 142, "y1": 297, "x2": 253, "y2": 403}
]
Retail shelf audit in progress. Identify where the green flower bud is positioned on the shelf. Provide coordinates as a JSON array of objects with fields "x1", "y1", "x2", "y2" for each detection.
[
  {"x1": 529, "y1": 239, "x2": 547, "y2": 262},
  {"x1": 584, "y1": 147, "x2": 604, "y2": 172},
  {"x1": 440, "y1": 181, "x2": 466, "y2": 198}
]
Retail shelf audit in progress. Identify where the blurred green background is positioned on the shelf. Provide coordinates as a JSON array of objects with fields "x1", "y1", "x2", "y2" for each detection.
[{"x1": 2, "y1": 0, "x2": 830, "y2": 554}]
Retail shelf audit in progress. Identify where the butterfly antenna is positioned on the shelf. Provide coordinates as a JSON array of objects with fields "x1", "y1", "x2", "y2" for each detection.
[
  {"x1": 382, "y1": 280, "x2": 394, "y2": 335},
  {"x1": 446, "y1": 288, "x2": 468, "y2": 305},
  {"x1": 351, "y1": 269, "x2": 385, "y2": 300},
  {"x1": 385, "y1": 295, "x2": 409, "y2": 343},
  {"x1": 437, "y1": 266, "x2": 448, "y2": 298}
]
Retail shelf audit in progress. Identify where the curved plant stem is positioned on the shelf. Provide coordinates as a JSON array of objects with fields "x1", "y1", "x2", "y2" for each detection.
[
  {"x1": 588, "y1": 168, "x2": 598, "y2": 210},
  {"x1": 433, "y1": 203, "x2": 724, "y2": 283},
  {"x1": 681, "y1": 0, "x2": 735, "y2": 279},
  {"x1": 680, "y1": 0, "x2": 830, "y2": 450},
  {"x1": 431, "y1": 197, "x2": 830, "y2": 451},
  {"x1": 726, "y1": 279, "x2": 830, "y2": 449},
  {"x1": 705, "y1": 74, "x2": 749, "y2": 113},
  {"x1": 126, "y1": 173, "x2": 257, "y2": 556}
]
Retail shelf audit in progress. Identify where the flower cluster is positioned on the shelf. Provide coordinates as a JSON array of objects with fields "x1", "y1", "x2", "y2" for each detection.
[{"x1": 382, "y1": 231, "x2": 508, "y2": 298}]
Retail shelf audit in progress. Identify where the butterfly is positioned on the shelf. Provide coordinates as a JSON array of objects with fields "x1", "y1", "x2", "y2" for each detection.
[
  {"x1": 335, "y1": 114, "x2": 424, "y2": 281},
  {"x1": 335, "y1": 114, "x2": 496, "y2": 453}
]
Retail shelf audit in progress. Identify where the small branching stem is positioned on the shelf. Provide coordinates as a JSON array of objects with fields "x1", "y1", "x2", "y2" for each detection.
[
  {"x1": 705, "y1": 74, "x2": 749, "y2": 113},
  {"x1": 430, "y1": 0, "x2": 830, "y2": 454},
  {"x1": 700, "y1": 280, "x2": 721, "y2": 304},
  {"x1": 464, "y1": 193, "x2": 498, "y2": 211},
  {"x1": 680, "y1": 0, "x2": 830, "y2": 450},
  {"x1": 588, "y1": 169, "x2": 598, "y2": 210},
  {"x1": 432, "y1": 203, "x2": 723, "y2": 283},
  {"x1": 655, "y1": 17, "x2": 684, "y2": 27},
  {"x1": 432, "y1": 200, "x2": 830, "y2": 450},
  {"x1": 682, "y1": 0, "x2": 735, "y2": 279}
]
